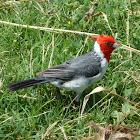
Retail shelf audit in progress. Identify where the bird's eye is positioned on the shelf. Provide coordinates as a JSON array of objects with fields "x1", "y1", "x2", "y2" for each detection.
[{"x1": 105, "y1": 42, "x2": 111, "y2": 46}]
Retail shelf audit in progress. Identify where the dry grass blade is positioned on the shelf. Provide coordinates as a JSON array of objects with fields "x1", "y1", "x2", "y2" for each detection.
[
  {"x1": 0, "y1": 113, "x2": 9, "y2": 120},
  {"x1": 81, "y1": 87, "x2": 105, "y2": 117},
  {"x1": 0, "y1": 78, "x2": 3, "y2": 87},
  {"x1": 33, "y1": 111, "x2": 51, "y2": 118},
  {"x1": 0, "y1": 0, "x2": 46, "y2": 10},
  {"x1": 81, "y1": 136, "x2": 95, "y2": 140},
  {"x1": 18, "y1": 94, "x2": 37, "y2": 100},
  {"x1": 81, "y1": 86, "x2": 140, "y2": 117},
  {"x1": 34, "y1": 1, "x2": 45, "y2": 15},
  {"x1": 93, "y1": 12, "x2": 114, "y2": 36},
  {"x1": 76, "y1": 36, "x2": 89, "y2": 57},
  {"x1": 0, "y1": 117, "x2": 13, "y2": 125},
  {"x1": 0, "y1": 0, "x2": 30, "y2": 6},
  {"x1": 0, "y1": 0, "x2": 46, "y2": 6},
  {"x1": 120, "y1": 44, "x2": 140, "y2": 53},
  {"x1": 41, "y1": 120, "x2": 59, "y2": 139},
  {"x1": 30, "y1": 48, "x2": 33, "y2": 76},
  {"x1": 101, "y1": 12, "x2": 114, "y2": 37},
  {"x1": 48, "y1": 34, "x2": 55, "y2": 68},
  {"x1": 40, "y1": 97, "x2": 56, "y2": 109},
  {"x1": 59, "y1": 126, "x2": 68, "y2": 140},
  {"x1": 42, "y1": 42, "x2": 45, "y2": 64},
  {"x1": 0, "y1": 20, "x2": 98, "y2": 36}
]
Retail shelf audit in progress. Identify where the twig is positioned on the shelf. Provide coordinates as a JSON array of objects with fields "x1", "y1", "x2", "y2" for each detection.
[{"x1": 0, "y1": 20, "x2": 98, "y2": 36}]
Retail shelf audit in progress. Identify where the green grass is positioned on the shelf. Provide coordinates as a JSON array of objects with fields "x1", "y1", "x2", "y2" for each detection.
[{"x1": 0, "y1": 0, "x2": 140, "y2": 139}]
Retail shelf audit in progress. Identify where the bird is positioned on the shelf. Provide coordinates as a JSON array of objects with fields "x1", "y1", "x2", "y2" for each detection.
[{"x1": 7, "y1": 35, "x2": 121, "y2": 101}]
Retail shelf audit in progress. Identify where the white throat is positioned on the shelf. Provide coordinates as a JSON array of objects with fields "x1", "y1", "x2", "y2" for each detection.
[{"x1": 93, "y1": 41, "x2": 104, "y2": 58}]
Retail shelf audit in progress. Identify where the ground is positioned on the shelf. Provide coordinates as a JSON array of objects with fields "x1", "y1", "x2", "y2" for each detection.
[{"x1": 0, "y1": 0, "x2": 140, "y2": 139}]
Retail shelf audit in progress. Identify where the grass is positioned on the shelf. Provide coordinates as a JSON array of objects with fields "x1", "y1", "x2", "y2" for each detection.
[{"x1": 0, "y1": 0, "x2": 140, "y2": 139}]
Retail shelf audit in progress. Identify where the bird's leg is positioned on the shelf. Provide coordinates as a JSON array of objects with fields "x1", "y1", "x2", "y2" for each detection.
[{"x1": 75, "y1": 92, "x2": 82, "y2": 102}]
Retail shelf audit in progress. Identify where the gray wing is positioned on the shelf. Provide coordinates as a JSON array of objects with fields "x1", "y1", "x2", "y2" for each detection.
[{"x1": 37, "y1": 52, "x2": 102, "y2": 80}]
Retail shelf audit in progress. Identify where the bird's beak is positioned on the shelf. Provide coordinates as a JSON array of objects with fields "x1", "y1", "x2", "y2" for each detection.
[{"x1": 113, "y1": 42, "x2": 121, "y2": 48}]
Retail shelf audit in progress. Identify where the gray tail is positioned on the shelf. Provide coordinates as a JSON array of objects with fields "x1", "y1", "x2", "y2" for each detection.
[{"x1": 7, "y1": 77, "x2": 50, "y2": 91}]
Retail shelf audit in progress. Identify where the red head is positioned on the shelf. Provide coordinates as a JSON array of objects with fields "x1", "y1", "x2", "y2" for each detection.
[{"x1": 90, "y1": 35, "x2": 120, "y2": 63}]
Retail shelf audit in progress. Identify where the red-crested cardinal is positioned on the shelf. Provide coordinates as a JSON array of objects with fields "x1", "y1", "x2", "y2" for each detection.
[{"x1": 7, "y1": 35, "x2": 120, "y2": 101}]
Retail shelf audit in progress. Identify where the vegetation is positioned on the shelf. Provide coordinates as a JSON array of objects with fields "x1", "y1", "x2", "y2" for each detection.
[{"x1": 0, "y1": 0, "x2": 139, "y2": 139}]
